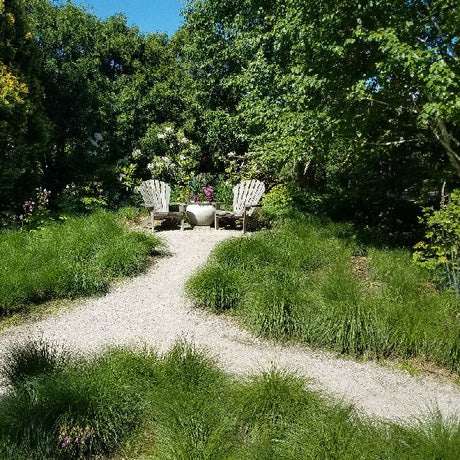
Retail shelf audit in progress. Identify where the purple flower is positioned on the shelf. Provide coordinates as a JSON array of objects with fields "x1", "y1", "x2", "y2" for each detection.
[
  {"x1": 203, "y1": 185, "x2": 215, "y2": 203},
  {"x1": 61, "y1": 436, "x2": 70, "y2": 448}
]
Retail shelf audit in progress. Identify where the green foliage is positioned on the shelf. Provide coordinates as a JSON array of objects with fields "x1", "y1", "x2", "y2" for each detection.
[
  {"x1": 261, "y1": 184, "x2": 297, "y2": 222},
  {"x1": 21, "y1": 0, "x2": 106, "y2": 198},
  {"x1": 414, "y1": 190, "x2": 460, "y2": 295},
  {"x1": 15, "y1": 0, "x2": 199, "y2": 214},
  {"x1": 213, "y1": 180, "x2": 233, "y2": 204},
  {"x1": 57, "y1": 181, "x2": 108, "y2": 214},
  {"x1": 0, "y1": 0, "x2": 50, "y2": 212},
  {"x1": 187, "y1": 218, "x2": 460, "y2": 371},
  {"x1": 182, "y1": 0, "x2": 460, "y2": 227},
  {"x1": 1, "y1": 341, "x2": 459, "y2": 459},
  {"x1": 3, "y1": 0, "x2": 456, "y2": 233},
  {"x1": 0, "y1": 211, "x2": 159, "y2": 314}
]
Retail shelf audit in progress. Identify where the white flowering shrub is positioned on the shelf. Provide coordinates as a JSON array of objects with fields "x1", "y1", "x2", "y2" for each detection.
[{"x1": 117, "y1": 124, "x2": 201, "y2": 192}]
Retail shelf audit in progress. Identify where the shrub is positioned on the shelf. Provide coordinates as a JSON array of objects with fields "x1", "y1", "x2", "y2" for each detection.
[
  {"x1": 261, "y1": 183, "x2": 297, "y2": 222},
  {"x1": 213, "y1": 180, "x2": 233, "y2": 204},
  {"x1": 414, "y1": 189, "x2": 460, "y2": 295},
  {"x1": 57, "y1": 182, "x2": 108, "y2": 214}
]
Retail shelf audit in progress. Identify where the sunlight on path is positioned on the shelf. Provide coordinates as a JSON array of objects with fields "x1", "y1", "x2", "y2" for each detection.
[{"x1": 0, "y1": 227, "x2": 459, "y2": 422}]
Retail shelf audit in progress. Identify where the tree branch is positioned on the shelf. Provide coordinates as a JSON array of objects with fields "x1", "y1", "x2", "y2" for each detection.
[
  {"x1": 367, "y1": 138, "x2": 420, "y2": 146},
  {"x1": 432, "y1": 116, "x2": 460, "y2": 175},
  {"x1": 363, "y1": 97, "x2": 419, "y2": 114},
  {"x1": 422, "y1": 0, "x2": 458, "y2": 61}
]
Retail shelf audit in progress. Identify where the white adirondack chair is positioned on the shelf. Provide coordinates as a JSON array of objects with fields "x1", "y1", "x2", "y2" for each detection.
[
  {"x1": 215, "y1": 180, "x2": 265, "y2": 234},
  {"x1": 135, "y1": 180, "x2": 185, "y2": 231}
]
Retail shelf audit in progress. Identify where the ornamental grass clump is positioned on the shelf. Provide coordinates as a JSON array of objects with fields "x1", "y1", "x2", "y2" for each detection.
[
  {"x1": 0, "y1": 339, "x2": 67, "y2": 392},
  {"x1": 0, "y1": 342, "x2": 159, "y2": 459},
  {"x1": 149, "y1": 343, "x2": 237, "y2": 459},
  {"x1": 186, "y1": 264, "x2": 243, "y2": 312},
  {"x1": 0, "y1": 341, "x2": 459, "y2": 459},
  {"x1": 0, "y1": 210, "x2": 160, "y2": 315},
  {"x1": 187, "y1": 217, "x2": 460, "y2": 372}
]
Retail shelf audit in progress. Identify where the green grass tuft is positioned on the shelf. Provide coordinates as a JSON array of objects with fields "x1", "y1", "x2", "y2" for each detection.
[
  {"x1": 0, "y1": 341, "x2": 459, "y2": 459},
  {"x1": 187, "y1": 264, "x2": 244, "y2": 312},
  {"x1": 187, "y1": 217, "x2": 460, "y2": 372},
  {"x1": 1, "y1": 339, "x2": 68, "y2": 392},
  {"x1": 0, "y1": 211, "x2": 160, "y2": 315}
]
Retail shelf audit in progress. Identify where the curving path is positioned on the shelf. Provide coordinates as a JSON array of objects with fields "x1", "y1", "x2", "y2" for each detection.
[{"x1": 0, "y1": 228, "x2": 459, "y2": 422}]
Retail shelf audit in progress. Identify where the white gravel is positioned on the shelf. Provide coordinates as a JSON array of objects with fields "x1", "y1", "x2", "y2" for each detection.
[{"x1": 1, "y1": 227, "x2": 459, "y2": 423}]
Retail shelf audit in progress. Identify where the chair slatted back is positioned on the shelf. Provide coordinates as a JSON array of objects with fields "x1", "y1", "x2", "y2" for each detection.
[
  {"x1": 233, "y1": 180, "x2": 265, "y2": 216},
  {"x1": 136, "y1": 180, "x2": 170, "y2": 212}
]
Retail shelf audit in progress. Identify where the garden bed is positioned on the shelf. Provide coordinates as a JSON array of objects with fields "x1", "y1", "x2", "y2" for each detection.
[
  {"x1": 0, "y1": 341, "x2": 458, "y2": 459},
  {"x1": 0, "y1": 211, "x2": 160, "y2": 316},
  {"x1": 187, "y1": 217, "x2": 460, "y2": 373}
]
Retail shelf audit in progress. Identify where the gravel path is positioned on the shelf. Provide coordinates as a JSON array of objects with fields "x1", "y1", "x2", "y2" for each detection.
[{"x1": 1, "y1": 227, "x2": 459, "y2": 422}]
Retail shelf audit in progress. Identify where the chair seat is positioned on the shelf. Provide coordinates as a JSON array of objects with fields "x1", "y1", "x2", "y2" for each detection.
[{"x1": 214, "y1": 210, "x2": 242, "y2": 218}]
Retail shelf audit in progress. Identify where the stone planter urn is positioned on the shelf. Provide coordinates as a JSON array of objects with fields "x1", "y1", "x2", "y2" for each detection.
[{"x1": 186, "y1": 203, "x2": 216, "y2": 226}]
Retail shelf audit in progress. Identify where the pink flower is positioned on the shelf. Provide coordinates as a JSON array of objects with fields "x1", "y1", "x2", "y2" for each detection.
[{"x1": 203, "y1": 185, "x2": 215, "y2": 203}]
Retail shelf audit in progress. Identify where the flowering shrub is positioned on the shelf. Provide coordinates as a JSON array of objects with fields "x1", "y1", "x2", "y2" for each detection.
[
  {"x1": 146, "y1": 125, "x2": 200, "y2": 184},
  {"x1": 224, "y1": 149, "x2": 263, "y2": 184},
  {"x1": 117, "y1": 124, "x2": 201, "y2": 193},
  {"x1": 0, "y1": 187, "x2": 52, "y2": 230}
]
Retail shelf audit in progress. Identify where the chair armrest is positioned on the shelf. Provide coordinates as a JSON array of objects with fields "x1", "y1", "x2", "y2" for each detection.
[{"x1": 244, "y1": 203, "x2": 262, "y2": 209}]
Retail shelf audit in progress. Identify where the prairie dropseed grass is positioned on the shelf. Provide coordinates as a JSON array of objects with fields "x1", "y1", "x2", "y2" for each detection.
[
  {"x1": 187, "y1": 217, "x2": 460, "y2": 372},
  {"x1": 0, "y1": 341, "x2": 459, "y2": 459},
  {"x1": 0, "y1": 211, "x2": 160, "y2": 315}
]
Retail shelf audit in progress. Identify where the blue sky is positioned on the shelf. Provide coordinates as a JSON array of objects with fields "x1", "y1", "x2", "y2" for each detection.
[{"x1": 78, "y1": 0, "x2": 184, "y2": 35}]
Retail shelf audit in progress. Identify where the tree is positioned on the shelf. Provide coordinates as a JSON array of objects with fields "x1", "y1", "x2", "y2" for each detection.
[
  {"x1": 182, "y1": 0, "x2": 459, "y2": 226},
  {"x1": 23, "y1": 0, "x2": 107, "y2": 195},
  {"x1": 0, "y1": 0, "x2": 49, "y2": 212},
  {"x1": 361, "y1": 0, "x2": 459, "y2": 174},
  {"x1": 22, "y1": 0, "x2": 198, "y2": 206}
]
